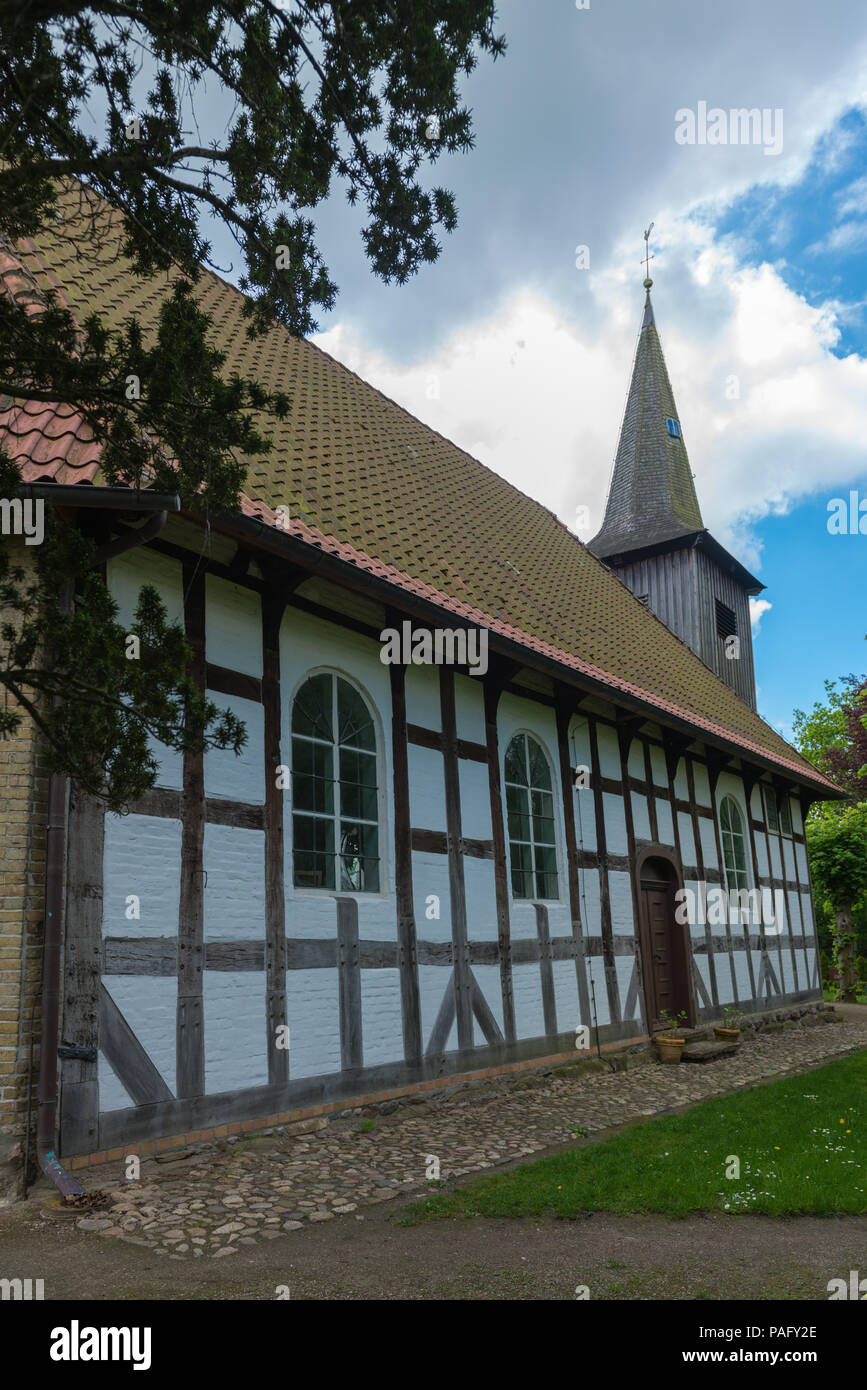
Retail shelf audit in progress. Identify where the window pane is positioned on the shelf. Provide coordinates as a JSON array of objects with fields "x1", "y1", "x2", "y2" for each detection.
[
  {"x1": 339, "y1": 748, "x2": 377, "y2": 821},
  {"x1": 509, "y1": 841, "x2": 533, "y2": 899},
  {"x1": 527, "y1": 737, "x2": 552, "y2": 791},
  {"x1": 338, "y1": 678, "x2": 376, "y2": 749},
  {"x1": 506, "y1": 783, "x2": 528, "y2": 814},
  {"x1": 506, "y1": 784, "x2": 529, "y2": 838},
  {"x1": 535, "y1": 844, "x2": 558, "y2": 898},
  {"x1": 340, "y1": 822, "x2": 379, "y2": 892},
  {"x1": 764, "y1": 787, "x2": 778, "y2": 832},
  {"x1": 292, "y1": 737, "x2": 334, "y2": 814},
  {"x1": 779, "y1": 795, "x2": 792, "y2": 836},
  {"x1": 292, "y1": 673, "x2": 333, "y2": 739},
  {"x1": 293, "y1": 813, "x2": 335, "y2": 889},
  {"x1": 537, "y1": 871, "x2": 558, "y2": 900},
  {"x1": 504, "y1": 736, "x2": 527, "y2": 786},
  {"x1": 531, "y1": 789, "x2": 555, "y2": 844}
]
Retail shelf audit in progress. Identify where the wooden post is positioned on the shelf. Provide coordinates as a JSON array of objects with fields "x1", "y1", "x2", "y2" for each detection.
[
  {"x1": 483, "y1": 676, "x2": 516, "y2": 1043},
  {"x1": 263, "y1": 594, "x2": 288, "y2": 1085},
  {"x1": 336, "y1": 898, "x2": 363, "y2": 1069},
  {"x1": 59, "y1": 787, "x2": 104, "y2": 1155},
  {"x1": 439, "y1": 668, "x2": 473, "y2": 1050},
  {"x1": 177, "y1": 564, "x2": 206, "y2": 1099},
  {"x1": 587, "y1": 717, "x2": 621, "y2": 1026},
  {"x1": 616, "y1": 726, "x2": 647, "y2": 1030},
  {"x1": 554, "y1": 692, "x2": 591, "y2": 1032},
  {"x1": 389, "y1": 660, "x2": 422, "y2": 1065},
  {"x1": 534, "y1": 903, "x2": 557, "y2": 1035}
]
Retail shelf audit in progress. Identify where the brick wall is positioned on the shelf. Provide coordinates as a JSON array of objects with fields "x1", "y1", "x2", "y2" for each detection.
[{"x1": 0, "y1": 537, "x2": 49, "y2": 1201}]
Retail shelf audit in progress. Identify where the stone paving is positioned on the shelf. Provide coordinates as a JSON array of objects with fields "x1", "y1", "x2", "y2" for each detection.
[{"x1": 59, "y1": 1010, "x2": 867, "y2": 1259}]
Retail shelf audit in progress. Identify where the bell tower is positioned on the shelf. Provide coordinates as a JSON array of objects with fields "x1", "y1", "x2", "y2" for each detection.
[{"x1": 588, "y1": 234, "x2": 764, "y2": 710}]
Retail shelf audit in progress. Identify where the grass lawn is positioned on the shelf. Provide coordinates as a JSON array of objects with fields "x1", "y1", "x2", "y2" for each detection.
[
  {"x1": 402, "y1": 1050, "x2": 867, "y2": 1224},
  {"x1": 824, "y1": 986, "x2": 867, "y2": 1004}
]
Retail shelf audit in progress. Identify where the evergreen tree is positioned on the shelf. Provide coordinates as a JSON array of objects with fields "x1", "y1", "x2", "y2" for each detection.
[{"x1": 0, "y1": 1, "x2": 505, "y2": 807}]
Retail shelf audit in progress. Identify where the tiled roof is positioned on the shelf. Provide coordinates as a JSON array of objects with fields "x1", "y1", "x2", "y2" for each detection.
[
  {"x1": 0, "y1": 185, "x2": 839, "y2": 794},
  {"x1": 590, "y1": 285, "x2": 705, "y2": 557}
]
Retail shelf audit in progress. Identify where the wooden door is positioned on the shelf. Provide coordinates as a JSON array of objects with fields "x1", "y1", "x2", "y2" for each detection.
[{"x1": 644, "y1": 877, "x2": 676, "y2": 1022}]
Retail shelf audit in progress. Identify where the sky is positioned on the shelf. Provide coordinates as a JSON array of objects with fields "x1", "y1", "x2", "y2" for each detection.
[{"x1": 125, "y1": 0, "x2": 867, "y2": 743}]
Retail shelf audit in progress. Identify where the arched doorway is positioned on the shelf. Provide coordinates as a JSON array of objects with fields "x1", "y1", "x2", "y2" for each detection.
[{"x1": 637, "y1": 852, "x2": 694, "y2": 1030}]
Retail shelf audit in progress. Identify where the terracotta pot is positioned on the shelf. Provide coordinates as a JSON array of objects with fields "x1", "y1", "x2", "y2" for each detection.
[
  {"x1": 655, "y1": 1035, "x2": 686, "y2": 1063},
  {"x1": 714, "y1": 1026, "x2": 740, "y2": 1041}
]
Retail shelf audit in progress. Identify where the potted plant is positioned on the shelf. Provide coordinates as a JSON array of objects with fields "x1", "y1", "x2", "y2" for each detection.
[
  {"x1": 714, "y1": 1006, "x2": 743, "y2": 1041},
  {"x1": 654, "y1": 1009, "x2": 687, "y2": 1063}
]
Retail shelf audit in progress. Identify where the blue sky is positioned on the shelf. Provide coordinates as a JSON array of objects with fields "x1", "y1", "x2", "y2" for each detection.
[{"x1": 710, "y1": 110, "x2": 867, "y2": 731}]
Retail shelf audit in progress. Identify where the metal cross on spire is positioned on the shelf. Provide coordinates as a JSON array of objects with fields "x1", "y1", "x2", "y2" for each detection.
[{"x1": 642, "y1": 222, "x2": 655, "y2": 289}]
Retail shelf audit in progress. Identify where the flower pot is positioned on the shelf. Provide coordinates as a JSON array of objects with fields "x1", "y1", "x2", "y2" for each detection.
[
  {"x1": 714, "y1": 1026, "x2": 740, "y2": 1041},
  {"x1": 655, "y1": 1035, "x2": 686, "y2": 1063}
]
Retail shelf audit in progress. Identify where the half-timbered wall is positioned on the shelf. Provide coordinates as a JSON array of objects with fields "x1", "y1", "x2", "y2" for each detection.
[{"x1": 57, "y1": 542, "x2": 821, "y2": 1154}]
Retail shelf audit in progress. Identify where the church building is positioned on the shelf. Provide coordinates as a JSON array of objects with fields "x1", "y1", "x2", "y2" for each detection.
[{"x1": 0, "y1": 191, "x2": 842, "y2": 1170}]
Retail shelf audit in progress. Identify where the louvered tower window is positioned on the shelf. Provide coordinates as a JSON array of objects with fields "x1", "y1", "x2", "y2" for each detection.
[{"x1": 715, "y1": 599, "x2": 737, "y2": 640}]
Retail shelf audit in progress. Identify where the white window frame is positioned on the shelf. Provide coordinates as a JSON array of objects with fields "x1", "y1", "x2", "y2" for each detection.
[
  {"x1": 503, "y1": 729, "x2": 562, "y2": 904},
  {"x1": 290, "y1": 669, "x2": 385, "y2": 897}
]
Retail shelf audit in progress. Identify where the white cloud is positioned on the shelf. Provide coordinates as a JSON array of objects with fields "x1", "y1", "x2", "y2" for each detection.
[
  {"x1": 750, "y1": 598, "x2": 773, "y2": 636},
  {"x1": 314, "y1": 240, "x2": 867, "y2": 578}
]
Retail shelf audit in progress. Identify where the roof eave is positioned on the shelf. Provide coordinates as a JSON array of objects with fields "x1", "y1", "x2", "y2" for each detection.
[
  {"x1": 591, "y1": 528, "x2": 764, "y2": 595},
  {"x1": 210, "y1": 508, "x2": 837, "y2": 800}
]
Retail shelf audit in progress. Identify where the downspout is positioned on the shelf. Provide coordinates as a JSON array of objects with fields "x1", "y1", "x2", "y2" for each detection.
[{"x1": 36, "y1": 504, "x2": 174, "y2": 1197}]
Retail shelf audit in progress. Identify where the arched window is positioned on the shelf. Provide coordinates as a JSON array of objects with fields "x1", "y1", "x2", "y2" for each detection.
[
  {"x1": 504, "y1": 732, "x2": 558, "y2": 900},
  {"x1": 719, "y1": 796, "x2": 748, "y2": 894},
  {"x1": 291, "y1": 672, "x2": 380, "y2": 892}
]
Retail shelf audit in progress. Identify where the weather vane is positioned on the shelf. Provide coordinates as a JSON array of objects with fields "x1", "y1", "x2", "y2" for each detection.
[{"x1": 642, "y1": 222, "x2": 655, "y2": 288}]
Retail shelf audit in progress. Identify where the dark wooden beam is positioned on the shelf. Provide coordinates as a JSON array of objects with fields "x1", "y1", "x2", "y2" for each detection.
[
  {"x1": 440, "y1": 668, "x2": 473, "y2": 1050},
  {"x1": 483, "y1": 675, "x2": 516, "y2": 1043},
  {"x1": 59, "y1": 787, "x2": 104, "y2": 1156},
  {"x1": 534, "y1": 904, "x2": 557, "y2": 1036},
  {"x1": 662, "y1": 730, "x2": 692, "y2": 785},
  {"x1": 554, "y1": 689, "x2": 591, "y2": 1030},
  {"x1": 588, "y1": 716, "x2": 621, "y2": 1025},
  {"x1": 389, "y1": 661, "x2": 423, "y2": 1066},
  {"x1": 469, "y1": 971, "x2": 505, "y2": 1044},
  {"x1": 176, "y1": 562, "x2": 206, "y2": 1099},
  {"x1": 262, "y1": 593, "x2": 288, "y2": 1085},
  {"x1": 406, "y1": 723, "x2": 486, "y2": 764},
  {"x1": 127, "y1": 787, "x2": 264, "y2": 831},
  {"x1": 336, "y1": 898, "x2": 363, "y2": 1070},
  {"x1": 99, "y1": 985, "x2": 174, "y2": 1105},
  {"x1": 616, "y1": 713, "x2": 645, "y2": 765},
  {"x1": 206, "y1": 662, "x2": 262, "y2": 704},
  {"x1": 705, "y1": 750, "x2": 733, "y2": 801}
]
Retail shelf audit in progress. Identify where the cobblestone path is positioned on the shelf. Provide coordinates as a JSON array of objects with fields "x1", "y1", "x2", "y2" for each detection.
[{"x1": 64, "y1": 1012, "x2": 867, "y2": 1259}]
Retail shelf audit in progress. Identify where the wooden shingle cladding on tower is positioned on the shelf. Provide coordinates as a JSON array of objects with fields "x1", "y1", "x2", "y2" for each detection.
[
  {"x1": 0, "y1": 187, "x2": 843, "y2": 1163},
  {"x1": 590, "y1": 282, "x2": 764, "y2": 710}
]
